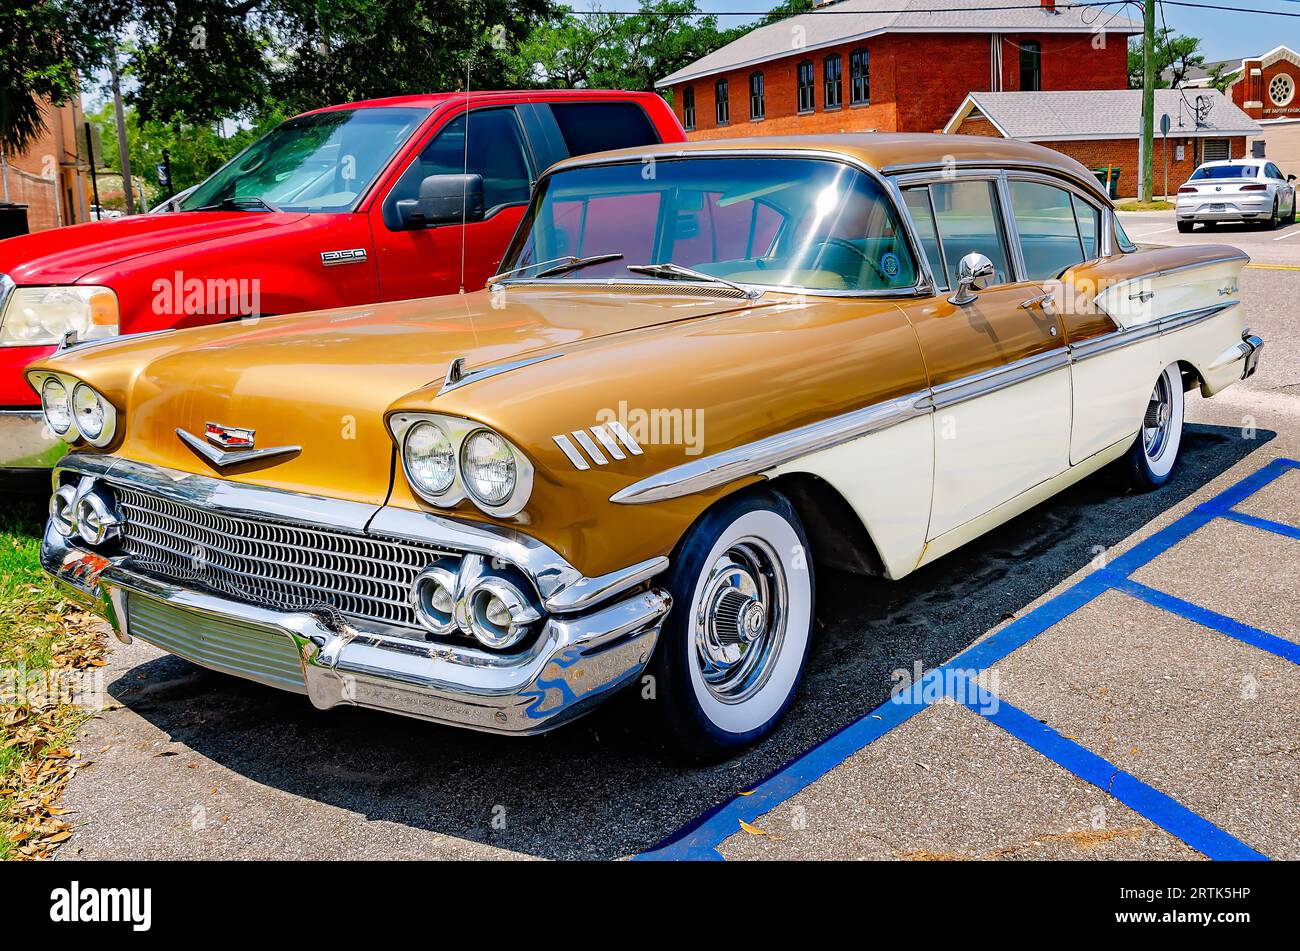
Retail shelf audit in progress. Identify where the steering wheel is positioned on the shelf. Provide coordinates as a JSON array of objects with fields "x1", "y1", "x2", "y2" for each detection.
[{"x1": 821, "y1": 237, "x2": 889, "y2": 283}]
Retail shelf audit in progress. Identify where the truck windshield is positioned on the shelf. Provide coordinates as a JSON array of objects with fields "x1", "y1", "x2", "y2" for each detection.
[
  {"x1": 178, "y1": 107, "x2": 428, "y2": 214},
  {"x1": 497, "y1": 157, "x2": 918, "y2": 293}
]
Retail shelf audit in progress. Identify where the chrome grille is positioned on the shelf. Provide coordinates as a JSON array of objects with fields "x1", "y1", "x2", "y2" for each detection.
[
  {"x1": 127, "y1": 593, "x2": 307, "y2": 693},
  {"x1": 115, "y1": 486, "x2": 453, "y2": 630}
]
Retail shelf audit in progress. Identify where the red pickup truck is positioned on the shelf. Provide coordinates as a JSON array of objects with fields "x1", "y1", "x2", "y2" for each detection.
[{"x1": 0, "y1": 89, "x2": 683, "y2": 474}]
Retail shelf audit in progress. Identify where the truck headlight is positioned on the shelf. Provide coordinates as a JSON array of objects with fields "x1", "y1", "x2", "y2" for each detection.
[{"x1": 0, "y1": 285, "x2": 119, "y2": 347}]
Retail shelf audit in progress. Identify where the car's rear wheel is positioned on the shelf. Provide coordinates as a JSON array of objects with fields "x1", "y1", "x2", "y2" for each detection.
[
  {"x1": 1177, "y1": 220, "x2": 1194, "y2": 233},
  {"x1": 647, "y1": 488, "x2": 814, "y2": 759},
  {"x1": 1268, "y1": 197, "x2": 1281, "y2": 230},
  {"x1": 1123, "y1": 363, "x2": 1185, "y2": 490}
]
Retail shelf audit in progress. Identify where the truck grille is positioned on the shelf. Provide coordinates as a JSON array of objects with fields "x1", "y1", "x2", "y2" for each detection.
[{"x1": 116, "y1": 486, "x2": 451, "y2": 630}]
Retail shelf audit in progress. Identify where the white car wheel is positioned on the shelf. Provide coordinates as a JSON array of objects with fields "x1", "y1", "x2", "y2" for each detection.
[
  {"x1": 648, "y1": 490, "x2": 813, "y2": 758},
  {"x1": 1124, "y1": 363, "x2": 1185, "y2": 489}
]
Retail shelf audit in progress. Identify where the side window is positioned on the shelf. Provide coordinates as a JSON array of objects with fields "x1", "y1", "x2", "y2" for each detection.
[
  {"x1": 928, "y1": 180, "x2": 1013, "y2": 288},
  {"x1": 1072, "y1": 194, "x2": 1100, "y2": 258},
  {"x1": 1008, "y1": 180, "x2": 1090, "y2": 280},
  {"x1": 386, "y1": 108, "x2": 531, "y2": 225},
  {"x1": 1266, "y1": 162, "x2": 1283, "y2": 180},
  {"x1": 902, "y1": 186, "x2": 946, "y2": 288},
  {"x1": 549, "y1": 102, "x2": 659, "y2": 156}
]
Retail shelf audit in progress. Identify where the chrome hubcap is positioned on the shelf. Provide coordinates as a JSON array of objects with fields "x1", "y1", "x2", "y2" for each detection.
[
  {"x1": 694, "y1": 538, "x2": 787, "y2": 704},
  {"x1": 1143, "y1": 374, "x2": 1173, "y2": 460}
]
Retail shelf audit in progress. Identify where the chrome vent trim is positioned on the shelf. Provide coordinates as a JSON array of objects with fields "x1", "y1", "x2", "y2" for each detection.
[
  {"x1": 115, "y1": 486, "x2": 455, "y2": 631},
  {"x1": 554, "y1": 422, "x2": 643, "y2": 470}
]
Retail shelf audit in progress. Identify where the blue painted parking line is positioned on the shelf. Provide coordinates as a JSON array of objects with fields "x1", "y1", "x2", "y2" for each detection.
[
  {"x1": 1110, "y1": 576, "x2": 1300, "y2": 667},
  {"x1": 1220, "y1": 508, "x2": 1300, "y2": 541},
  {"x1": 639, "y1": 456, "x2": 1299, "y2": 861},
  {"x1": 956, "y1": 684, "x2": 1267, "y2": 862}
]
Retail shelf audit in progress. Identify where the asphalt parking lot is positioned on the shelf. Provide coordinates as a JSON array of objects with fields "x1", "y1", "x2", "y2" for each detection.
[{"x1": 50, "y1": 224, "x2": 1299, "y2": 861}]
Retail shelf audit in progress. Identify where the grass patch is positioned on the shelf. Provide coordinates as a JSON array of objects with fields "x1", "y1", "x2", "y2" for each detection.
[
  {"x1": 0, "y1": 490, "x2": 106, "y2": 860},
  {"x1": 1116, "y1": 199, "x2": 1175, "y2": 211}
]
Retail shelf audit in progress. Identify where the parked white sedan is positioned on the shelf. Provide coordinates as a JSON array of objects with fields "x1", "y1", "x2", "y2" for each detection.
[{"x1": 1176, "y1": 159, "x2": 1297, "y2": 232}]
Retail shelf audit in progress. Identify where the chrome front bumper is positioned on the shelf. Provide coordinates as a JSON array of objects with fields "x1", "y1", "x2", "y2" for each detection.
[
  {"x1": 0, "y1": 409, "x2": 67, "y2": 470},
  {"x1": 42, "y1": 456, "x2": 673, "y2": 735}
]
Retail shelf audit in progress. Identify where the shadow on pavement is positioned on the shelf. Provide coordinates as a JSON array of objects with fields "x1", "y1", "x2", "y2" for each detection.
[{"x1": 104, "y1": 423, "x2": 1274, "y2": 859}]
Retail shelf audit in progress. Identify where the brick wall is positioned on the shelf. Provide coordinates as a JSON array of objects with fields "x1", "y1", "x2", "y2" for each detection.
[{"x1": 670, "y1": 27, "x2": 1130, "y2": 138}]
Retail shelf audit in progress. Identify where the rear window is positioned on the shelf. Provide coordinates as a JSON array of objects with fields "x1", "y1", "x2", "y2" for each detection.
[
  {"x1": 1191, "y1": 165, "x2": 1259, "y2": 180},
  {"x1": 549, "y1": 102, "x2": 659, "y2": 156}
]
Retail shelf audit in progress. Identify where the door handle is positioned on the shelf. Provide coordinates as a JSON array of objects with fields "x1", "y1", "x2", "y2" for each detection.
[{"x1": 1019, "y1": 292, "x2": 1055, "y2": 313}]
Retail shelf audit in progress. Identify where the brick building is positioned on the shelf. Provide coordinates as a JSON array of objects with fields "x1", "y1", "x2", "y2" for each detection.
[
  {"x1": 944, "y1": 89, "x2": 1261, "y2": 198},
  {"x1": 1183, "y1": 45, "x2": 1300, "y2": 174},
  {"x1": 656, "y1": 0, "x2": 1140, "y2": 137},
  {"x1": 0, "y1": 98, "x2": 93, "y2": 233}
]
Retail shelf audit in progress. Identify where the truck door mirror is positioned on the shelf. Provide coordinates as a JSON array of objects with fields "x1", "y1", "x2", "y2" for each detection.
[{"x1": 396, "y1": 173, "x2": 485, "y2": 229}]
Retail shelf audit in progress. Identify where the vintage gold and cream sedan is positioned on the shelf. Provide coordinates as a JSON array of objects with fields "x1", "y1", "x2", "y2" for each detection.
[{"x1": 29, "y1": 135, "x2": 1262, "y2": 757}]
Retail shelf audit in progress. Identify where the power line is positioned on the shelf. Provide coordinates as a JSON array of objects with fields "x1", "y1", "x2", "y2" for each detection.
[{"x1": 564, "y1": 1, "x2": 1138, "y2": 15}]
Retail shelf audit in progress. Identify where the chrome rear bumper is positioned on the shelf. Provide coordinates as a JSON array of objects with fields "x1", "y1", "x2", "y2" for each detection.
[
  {"x1": 0, "y1": 409, "x2": 66, "y2": 471},
  {"x1": 44, "y1": 524, "x2": 671, "y2": 734}
]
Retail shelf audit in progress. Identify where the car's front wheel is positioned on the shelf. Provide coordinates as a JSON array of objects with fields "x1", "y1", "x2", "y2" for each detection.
[
  {"x1": 647, "y1": 489, "x2": 814, "y2": 759},
  {"x1": 1123, "y1": 363, "x2": 1185, "y2": 490}
]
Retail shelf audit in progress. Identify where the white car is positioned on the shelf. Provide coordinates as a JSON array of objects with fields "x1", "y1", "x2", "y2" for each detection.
[{"x1": 1176, "y1": 159, "x2": 1297, "y2": 232}]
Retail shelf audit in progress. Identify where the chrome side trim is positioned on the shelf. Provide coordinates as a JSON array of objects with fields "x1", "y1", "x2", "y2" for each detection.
[
  {"x1": 590, "y1": 424, "x2": 626, "y2": 460},
  {"x1": 612, "y1": 298, "x2": 1241, "y2": 506},
  {"x1": 1091, "y1": 253, "x2": 1251, "y2": 311},
  {"x1": 570, "y1": 429, "x2": 608, "y2": 466},
  {"x1": 883, "y1": 157, "x2": 1113, "y2": 205},
  {"x1": 929, "y1": 349, "x2": 1069, "y2": 410},
  {"x1": 611, "y1": 389, "x2": 932, "y2": 505},
  {"x1": 552, "y1": 433, "x2": 590, "y2": 471},
  {"x1": 607, "y1": 420, "x2": 644, "y2": 455}
]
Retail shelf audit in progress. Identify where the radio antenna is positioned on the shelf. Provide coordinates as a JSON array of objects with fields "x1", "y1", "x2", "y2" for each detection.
[{"x1": 459, "y1": 54, "x2": 472, "y2": 295}]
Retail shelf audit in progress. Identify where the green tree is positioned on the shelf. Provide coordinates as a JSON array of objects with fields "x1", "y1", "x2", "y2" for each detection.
[
  {"x1": 1128, "y1": 28, "x2": 1205, "y2": 89},
  {"x1": 0, "y1": 2, "x2": 111, "y2": 165},
  {"x1": 510, "y1": 0, "x2": 743, "y2": 92}
]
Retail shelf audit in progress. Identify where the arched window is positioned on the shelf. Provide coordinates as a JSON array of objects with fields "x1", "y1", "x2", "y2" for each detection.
[
  {"x1": 797, "y1": 60, "x2": 815, "y2": 113},
  {"x1": 682, "y1": 86, "x2": 696, "y2": 130},
  {"x1": 715, "y1": 77, "x2": 729, "y2": 125},
  {"x1": 824, "y1": 54, "x2": 843, "y2": 109},
  {"x1": 749, "y1": 71, "x2": 765, "y2": 120},
  {"x1": 850, "y1": 48, "x2": 870, "y2": 105}
]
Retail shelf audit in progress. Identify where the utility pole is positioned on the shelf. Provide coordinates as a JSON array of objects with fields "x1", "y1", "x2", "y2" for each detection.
[
  {"x1": 109, "y1": 43, "x2": 136, "y2": 215},
  {"x1": 1140, "y1": 0, "x2": 1155, "y2": 203},
  {"x1": 85, "y1": 121, "x2": 101, "y2": 215}
]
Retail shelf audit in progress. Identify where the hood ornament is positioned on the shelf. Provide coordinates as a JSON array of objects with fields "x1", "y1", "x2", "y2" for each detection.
[{"x1": 177, "y1": 423, "x2": 300, "y2": 469}]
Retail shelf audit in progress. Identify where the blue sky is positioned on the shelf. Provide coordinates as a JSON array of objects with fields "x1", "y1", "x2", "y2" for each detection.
[{"x1": 569, "y1": 0, "x2": 1298, "y2": 63}]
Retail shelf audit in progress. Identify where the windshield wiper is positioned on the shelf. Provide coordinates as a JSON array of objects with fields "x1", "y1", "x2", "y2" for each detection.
[
  {"x1": 489, "y1": 253, "x2": 625, "y2": 284},
  {"x1": 625, "y1": 262, "x2": 764, "y2": 299},
  {"x1": 195, "y1": 196, "x2": 283, "y2": 213}
]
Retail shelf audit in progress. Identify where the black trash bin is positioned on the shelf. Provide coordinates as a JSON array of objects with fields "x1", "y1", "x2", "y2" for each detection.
[
  {"x1": 0, "y1": 203, "x2": 29, "y2": 239},
  {"x1": 1091, "y1": 168, "x2": 1121, "y2": 200}
]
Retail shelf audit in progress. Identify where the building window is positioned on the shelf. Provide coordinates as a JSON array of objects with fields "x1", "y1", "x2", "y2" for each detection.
[
  {"x1": 749, "y1": 71, "x2": 765, "y2": 120},
  {"x1": 682, "y1": 86, "x2": 696, "y2": 130},
  {"x1": 715, "y1": 77, "x2": 729, "y2": 125},
  {"x1": 1019, "y1": 40, "x2": 1041, "y2": 92},
  {"x1": 797, "y1": 60, "x2": 815, "y2": 113},
  {"x1": 824, "y1": 54, "x2": 842, "y2": 109},
  {"x1": 850, "y1": 49, "x2": 870, "y2": 105}
]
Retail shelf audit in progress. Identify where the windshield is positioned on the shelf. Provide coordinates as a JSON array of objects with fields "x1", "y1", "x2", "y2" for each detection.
[
  {"x1": 179, "y1": 107, "x2": 428, "y2": 213},
  {"x1": 1191, "y1": 164, "x2": 1259, "y2": 181},
  {"x1": 498, "y1": 157, "x2": 918, "y2": 293}
]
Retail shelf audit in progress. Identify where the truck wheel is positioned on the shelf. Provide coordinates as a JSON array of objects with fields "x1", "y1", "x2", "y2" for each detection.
[
  {"x1": 647, "y1": 488, "x2": 814, "y2": 760},
  {"x1": 1123, "y1": 363, "x2": 1185, "y2": 491}
]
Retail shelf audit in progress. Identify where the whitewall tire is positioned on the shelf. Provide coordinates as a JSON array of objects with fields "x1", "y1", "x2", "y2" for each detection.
[
  {"x1": 1124, "y1": 362, "x2": 1185, "y2": 490},
  {"x1": 647, "y1": 489, "x2": 814, "y2": 759}
]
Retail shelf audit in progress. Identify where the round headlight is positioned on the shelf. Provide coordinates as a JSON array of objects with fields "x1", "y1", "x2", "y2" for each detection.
[
  {"x1": 404, "y1": 421, "x2": 456, "y2": 497},
  {"x1": 460, "y1": 429, "x2": 517, "y2": 507},
  {"x1": 40, "y1": 378, "x2": 72, "y2": 435},
  {"x1": 72, "y1": 383, "x2": 107, "y2": 440}
]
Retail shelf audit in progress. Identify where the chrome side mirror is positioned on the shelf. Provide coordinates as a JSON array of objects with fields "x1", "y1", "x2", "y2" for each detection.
[{"x1": 948, "y1": 252, "x2": 995, "y2": 306}]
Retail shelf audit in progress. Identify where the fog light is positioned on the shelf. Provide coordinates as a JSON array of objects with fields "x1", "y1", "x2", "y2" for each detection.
[
  {"x1": 466, "y1": 578, "x2": 541, "y2": 650},
  {"x1": 74, "y1": 489, "x2": 121, "y2": 547},
  {"x1": 49, "y1": 485, "x2": 78, "y2": 537},
  {"x1": 411, "y1": 561, "x2": 459, "y2": 635}
]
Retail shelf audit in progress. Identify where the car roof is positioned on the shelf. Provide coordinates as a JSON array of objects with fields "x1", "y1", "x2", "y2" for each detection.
[
  {"x1": 297, "y1": 89, "x2": 664, "y2": 116},
  {"x1": 545, "y1": 133, "x2": 1108, "y2": 196}
]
